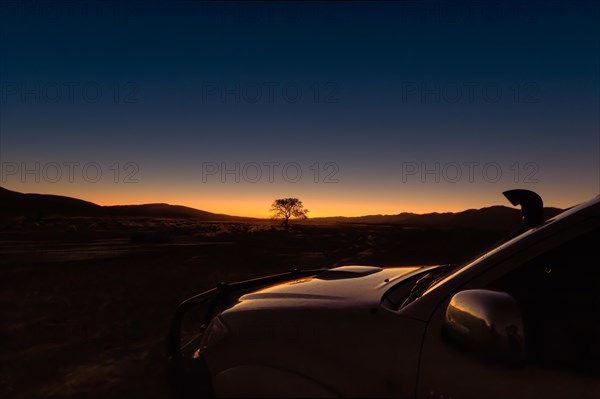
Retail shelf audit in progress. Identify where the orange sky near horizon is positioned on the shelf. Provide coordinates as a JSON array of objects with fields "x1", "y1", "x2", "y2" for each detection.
[{"x1": 2, "y1": 180, "x2": 596, "y2": 218}]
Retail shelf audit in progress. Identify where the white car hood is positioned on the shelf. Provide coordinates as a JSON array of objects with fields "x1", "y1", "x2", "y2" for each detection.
[
  {"x1": 208, "y1": 265, "x2": 435, "y2": 397},
  {"x1": 225, "y1": 265, "x2": 428, "y2": 313}
]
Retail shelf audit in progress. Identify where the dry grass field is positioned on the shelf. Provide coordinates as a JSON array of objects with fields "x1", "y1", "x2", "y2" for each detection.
[{"x1": 0, "y1": 217, "x2": 507, "y2": 398}]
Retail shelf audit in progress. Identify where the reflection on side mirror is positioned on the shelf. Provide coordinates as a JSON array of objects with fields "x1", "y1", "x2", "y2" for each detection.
[{"x1": 444, "y1": 289, "x2": 526, "y2": 364}]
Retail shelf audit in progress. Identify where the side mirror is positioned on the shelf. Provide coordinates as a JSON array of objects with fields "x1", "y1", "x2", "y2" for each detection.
[{"x1": 444, "y1": 289, "x2": 526, "y2": 364}]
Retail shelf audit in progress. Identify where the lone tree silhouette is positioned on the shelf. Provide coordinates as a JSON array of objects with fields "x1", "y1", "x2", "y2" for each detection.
[{"x1": 270, "y1": 198, "x2": 309, "y2": 228}]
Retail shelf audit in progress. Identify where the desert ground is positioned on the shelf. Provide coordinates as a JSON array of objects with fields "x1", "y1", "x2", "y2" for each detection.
[{"x1": 0, "y1": 217, "x2": 507, "y2": 398}]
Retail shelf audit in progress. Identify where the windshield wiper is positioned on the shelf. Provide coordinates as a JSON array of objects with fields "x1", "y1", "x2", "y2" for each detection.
[{"x1": 401, "y1": 264, "x2": 453, "y2": 308}]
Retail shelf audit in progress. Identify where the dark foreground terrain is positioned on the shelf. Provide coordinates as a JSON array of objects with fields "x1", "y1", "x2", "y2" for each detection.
[{"x1": 1, "y1": 217, "x2": 512, "y2": 398}]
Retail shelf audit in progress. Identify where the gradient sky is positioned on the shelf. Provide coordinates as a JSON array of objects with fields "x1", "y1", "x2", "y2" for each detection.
[{"x1": 1, "y1": 1, "x2": 599, "y2": 217}]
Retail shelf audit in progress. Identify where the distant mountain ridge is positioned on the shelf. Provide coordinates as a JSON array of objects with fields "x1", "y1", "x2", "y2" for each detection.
[
  {"x1": 313, "y1": 205, "x2": 565, "y2": 231},
  {"x1": 0, "y1": 187, "x2": 247, "y2": 221},
  {"x1": 0, "y1": 186, "x2": 565, "y2": 230}
]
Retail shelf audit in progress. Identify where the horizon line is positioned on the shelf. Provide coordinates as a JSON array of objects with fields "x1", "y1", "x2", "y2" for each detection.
[{"x1": 0, "y1": 185, "x2": 568, "y2": 219}]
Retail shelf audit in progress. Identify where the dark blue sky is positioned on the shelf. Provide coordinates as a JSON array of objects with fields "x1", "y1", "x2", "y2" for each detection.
[{"x1": 1, "y1": 1, "x2": 598, "y2": 216}]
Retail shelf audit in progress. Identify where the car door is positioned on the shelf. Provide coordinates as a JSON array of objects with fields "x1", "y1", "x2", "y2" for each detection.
[{"x1": 417, "y1": 228, "x2": 600, "y2": 399}]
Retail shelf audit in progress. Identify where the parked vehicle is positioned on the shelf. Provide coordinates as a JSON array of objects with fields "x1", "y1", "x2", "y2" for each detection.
[{"x1": 168, "y1": 190, "x2": 600, "y2": 398}]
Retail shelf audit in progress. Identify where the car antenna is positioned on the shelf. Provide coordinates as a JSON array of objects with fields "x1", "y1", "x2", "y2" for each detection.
[{"x1": 502, "y1": 189, "x2": 544, "y2": 229}]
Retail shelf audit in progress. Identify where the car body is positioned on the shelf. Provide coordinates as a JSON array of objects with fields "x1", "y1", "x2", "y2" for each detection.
[{"x1": 168, "y1": 191, "x2": 600, "y2": 398}]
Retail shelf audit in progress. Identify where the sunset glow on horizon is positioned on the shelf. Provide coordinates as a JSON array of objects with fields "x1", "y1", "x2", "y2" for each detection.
[
  {"x1": 2, "y1": 176, "x2": 595, "y2": 219},
  {"x1": 1, "y1": 2, "x2": 598, "y2": 219}
]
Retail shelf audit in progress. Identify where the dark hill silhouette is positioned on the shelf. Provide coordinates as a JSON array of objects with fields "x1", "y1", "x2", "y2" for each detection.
[
  {"x1": 0, "y1": 187, "x2": 247, "y2": 221},
  {"x1": 0, "y1": 186, "x2": 564, "y2": 229},
  {"x1": 0, "y1": 186, "x2": 103, "y2": 218},
  {"x1": 106, "y1": 203, "x2": 236, "y2": 219},
  {"x1": 313, "y1": 205, "x2": 564, "y2": 231},
  {"x1": 311, "y1": 212, "x2": 419, "y2": 224}
]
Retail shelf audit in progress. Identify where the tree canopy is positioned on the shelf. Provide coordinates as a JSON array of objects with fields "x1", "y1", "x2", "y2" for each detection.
[{"x1": 270, "y1": 198, "x2": 308, "y2": 227}]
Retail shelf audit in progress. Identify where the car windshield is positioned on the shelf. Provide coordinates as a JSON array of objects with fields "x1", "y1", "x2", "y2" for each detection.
[
  {"x1": 400, "y1": 207, "x2": 573, "y2": 307},
  {"x1": 399, "y1": 264, "x2": 454, "y2": 307}
]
